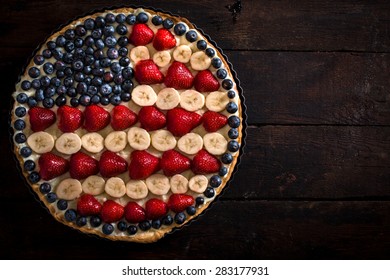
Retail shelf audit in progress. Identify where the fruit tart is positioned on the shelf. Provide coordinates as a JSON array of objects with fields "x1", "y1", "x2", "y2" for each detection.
[{"x1": 11, "y1": 6, "x2": 245, "y2": 242}]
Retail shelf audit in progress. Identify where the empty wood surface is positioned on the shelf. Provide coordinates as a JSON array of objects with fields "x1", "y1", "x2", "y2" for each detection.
[{"x1": 1, "y1": 0, "x2": 389, "y2": 259}]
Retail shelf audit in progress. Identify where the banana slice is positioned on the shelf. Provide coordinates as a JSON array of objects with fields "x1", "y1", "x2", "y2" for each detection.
[
  {"x1": 146, "y1": 174, "x2": 170, "y2": 195},
  {"x1": 27, "y1": 131, "x2": 54, "y2": 154},
  {"x1": 104, "y1": 131, "x2": 127, "y2": 152},
  {"x1": 153, "y1": 50, "x2": 171, "y2": 67},
  {"x1": 105, "y1": 177, "x2": 126, "y2": 198},
  {"x1": 129, "y1": 46, "x2": 150, "y2": 64},
  {"x1": 151, "y1": 129, "x2": 177, "y2": 152},
  {"x1": 203, "y1": 132, "x2": 228, "y2": 155},
  {"x1": 82, "y1": 175, "x2": 105, "y2": 195},
  {"x1": 188, "y1": 175, "x2": 208, "y2": 193},
  {"x1": 190, "y1": 51, "x2": 211, "y2": 71},
  {"x1": 127, "y1": 127, "x2": 151, "y2": 150},
  {"x1": 132, "y1": 85, "x2": 157, "y2": 106},
  {"x1": 55, "y1": 133, "x2": 82, "y2": 155},
  {"x1": 173, "y1": 45, "x2": 192, "y2": 63},
  {"x1": 156, "y1": 88, "x2": 180, "y2": 110},
  {"x1": 81, "y1": 132, "x2": 104, "y2": 153},
  {"x1": 126, "y1": 180, "x2": 149, "y2": 199},
  {"x1": 205, "y1": 91, "x2": 230, "y2": 112},
  {"x1": 56, "y1": 178, "x2": 83, "y2": 200},
  {"x1": 177, "y1": 132, "x2": 203, "y2": 155},
  {"x1": 179, "y1": 89, "x2": 205, "y2": 112},
  {"x1": 170, "y1": 174, "x2": 189, "y2": 194}
]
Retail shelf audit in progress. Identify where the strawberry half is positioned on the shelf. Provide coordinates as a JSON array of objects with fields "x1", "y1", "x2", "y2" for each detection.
[
  {"x1": 153, "y1": 28, "x2": 176, "y2": 51},
  {"x1": 138, "y1": 106, "x2": 166, "y2": 131},
  {"x1": 77, "y1": 194, "x2": 102, "y2": 216},
  {"x1": 145, "y1": 198, "x2": 168, "y2": 220},
  {"x1": 193, "y1": 70, "x2": 220, "y2": 92},
  {"x1": 38, "y1": 152, "x2": 69, "y2": 180},
  {"x1": 167, "y1": 194, "x2": 194, "y2": 213},
  {"x1": 111, "y1": 105, "x2": 137, "y2": 131},
  {"x1": 191, "y1": 149, "x2": 221, "y2": 174},
  {"x1": 83, "y1": 105, "x2": 111, "y2": 132},
  {"x1": 99, "y1": 150, "x2": 128, "y2": 177},
  {"x1": 202, "y1": 111, "x2": 228, "y2": 132},
  {"x1": 134, "y1": 59, "x2": 164, "y2": 85},
  {"x1": 164, "y1": 61, "x2": 194, "y2": 90},
  {"x1": 100, "y1": 200, "x2": 124, "y2": 223},
  {"x1": 28, "y1": 107, "x2": 56, "y2": 132},
  {"x1": 124, "y1": 202, "x2": 146, "y2": 223},
  {"x1": 57, "y1": 105, "x2": 84, "y2": 133},
  {"x1": 69, "y1": 151, "x2": 99, "y2": 180},
  {"x1": 129, "y1": 23, "x2": 154, "y2": 46},
  {"x1": 128, "y1": 150, "x2": 160, "y2": 180},
  {"x1": 166, "y1": 108, "x2": 202, "y2": 137},
  {"x1": 161, "y1": 150, "x2": 191, "y2": 176}
]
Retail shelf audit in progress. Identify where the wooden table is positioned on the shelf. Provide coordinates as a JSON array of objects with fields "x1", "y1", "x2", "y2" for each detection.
[{"x1": 1, "y1": 0, "x2": 389, "y2": 259}]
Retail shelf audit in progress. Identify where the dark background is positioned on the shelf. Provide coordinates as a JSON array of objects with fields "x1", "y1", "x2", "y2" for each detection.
[{"x1": 1, "y1": 0, "x2": 390, "y2": 259}]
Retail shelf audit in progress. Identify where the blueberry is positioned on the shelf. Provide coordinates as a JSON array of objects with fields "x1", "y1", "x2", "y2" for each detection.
[
  {"x1": 115, "y1": 13, "x2": 126, "y2": 23},
  {"x1": 136, "y1": 12, "x2": 148, "y2": 23},
  {"x1": 163, "y1": 18, "x2": 174, "y2": 29},
  {"x1": 100, "y1": 96, "x2": 110, "y2": 105},
  {"x1": 105, "y1": 36, "x2": 117, "y2": 47},
  {"x1": 127, "y1": 225, "x2": 138, "y2": 235},
  {"x1": 103, "y1": 72, "x2": 114, "y2": 83},
  {"x1": 51, "y1": 48, "x2": 63, "y2": 60},
  {"x1": 162, "y1": 214, "x2": 173, "y2": 225},
  {"x1": 21, "y1": 81, "x2": 31, "y2": 91},
  {"x1": 14, "y1": 133, "x2": 26, "y2": 143},
  {"x1": 105, "y1": 13, "x2": 115, "y2": 23},
  {"x1": 126, "y1": 14, "x2": 136, "y2": 25},
  {"x1": 63, "y1": 52, "x2": 74, "y2": 63},
  {"x1": 44, "y1": 87, "x2": 55, "y2": 98},
  {"x1": 39, "y1": 182, "x2": 51, "y2": 194},
  {"x1": 219, "y1": 166, "x2": 228, "y2": 176},
  {"x1": 228, "y1": 140, "x2": 240, "y2": 152},
  {"x1": 46, "y1": 192, "x2": 57, "y2": 203},
  {"x1": 110, "y1": 62, "x2": 121, "y2": 74},
  {"x1": 174, "y1": 23, "x2": 187, "y2": 36},
  {"x1": 67, "y1": 87, "x2": 77, "y2": 98},
  {"x1": 63, "y1": 77, "x2": 73, "y2": 88},
  {"x1": 27, "y1": 97, "x2": 38, "y2": 107},
  {"x1": 34, "y1": 55, "x2": 45, "y2": 65},
  {"x1": 31, "y1": 79, "x2": 41, "y2": 90},
  {"x1": 221, "y1": 153, "x2": 233, "y2": 164},
  {"x1": 100, "y1": 84, "x2": 112, "y2": 96},
  {"x1": 112, "y1": 85, "x2": 122, "y2": 95},
  {"x1": 43, "y1": 98, "x2": 54, "y2": 108},
  {"x1": 212, "y1": 58, "x2": 222, "y2": 68},
  {"x1": 64, "y1": 209, "x2": 77, "y2": 222},
  {"x1": 197, "y1": 40, "x2": 207, "y2": 50},
  {"x1": 91, "y1": 29, "x2": 103, "y2": 39},
  {"x1": 70, "y1": 97, "x2": 79, "y2": 107},
  {"x1": 40, "y1": 76, "x2": 51, "y2": 87},
  {"x1": 91, "y1": 77, "x2": 103, "y2": 87},
  {"x1": 120, "y1": 92, "x2": 131, "y2": 102},
  {"x1": 79, "y1": 94, "x2": 91, "y2": 106},
  {"x1": 119, "y1": 57, "x2": 130, "y2": 67},
  {"x1": 84, "y1": 55, "x2": 95, "y2": 66},
  {"x1": 57, "y1": 199, "x2": 68, "y2": 211},
  {"x1": 14, "y1": 119, "x2": 26, "y2": 130},
  {"x1": 228, "y1": 115, "x2": 240, "y2": 128},
  {"x1": 42, "y1": 49, "x2": 52, "y2": 59},
  {"x1": 76, "y1": 216, "x2": 87, "y2": 227},
  {"x1": 51, "y1": 77, "x2": 61, "y2": 87},
  {"x1": 55, "y1": 95, "x2": 67, "y2": 106},
  {"x1": 57, "y1": 86, "x2": 67, "y2": 95},
  {"x1": 139, "y1": 220, "x2": 151, "y2": 231},
  {"x1": 204, "y1": 187, "x2": 215, "y2": 198},
  {"x1": 85, "y1": 36, "x2": 95, "y2": 47},
  {"x1": 226, "y1": 102, "x2": 238, "y2": 113},
  {"x1": 35, "y1": 89, "x2": 44, "y2": 101},
  {"x1": 92, "y1": 67, "x2": 104, "y2": 77},
  {"x1": 186, "y1": 206, "x2": 196, "y2": 215},
  {"x1": 74, "y1": 72, "x2": 85, "y2": 82},
  {"x1": 116, "y1": 24, "x2": 128, "y2": 35},
  {"x1": 216, "y1": 68, "x2": 227, "y2": 79},
  {"x1": 102, "y1": 223, "x2": 114, "y2": 235},
  {"x1": 74, "y1": 38, "x2": 84, "y2": 48},
  {"x1": 227, "y1": 90, "x2": 236, "y2": 99},
  {"x1": 122, "y1": 67, "x2": 133, "y2": 79},
  {"x1": 84, "y1": 18, "x2": 95, "y2": 30},
  {"x1": 152, "y1": 16, "x2": 163, "y2": 26},
  {"x1": 75, "y1": 25, "x2": 86, "y2": 37},
  {"x1": 46, "y1": 41, "x2": 56, "y2": 50},
  {"x1": 90, "y1": 216, "x2": 102, "y2": 227},
  {"x1": 15, "y1": 106, "x2": 27, "y2": 117},
  {"x1": 222, "y1": 79, "x2": 234, "y2": 90},
  {"x1": 114, "y1": 74, "x2": 124, "y2": 85},
  {"x1": 20, "y1": 146, "x2": 32, "y2": 158},
  {"x1": 23, "y1": 160, "x2": 35, "y2": 172},
  {"x1": 28, "y1": 67, "x2": 40, "y2": 78},
  {"x1": 54, "y1": 61, "x2": 66, "y2": 71},
  {"x1": 95, "y1": 16, "x2": 106, "y2": 28},
  {"x1": 56, "y1": 35, "x2": 66, "y2": 47},
  {"x1": 16, "y1": 93, "x2": 28, "y2": 104},
  {"x1": 107, "y1": 48, "x2": 118, "y2": 59},
  {"x1": 152, "y1": 219, "x2": 161, "y2": 229},
  {"x1": 186, "y1": 30, "x2": 198, "y2": 42},
  {"x1": 93, "y1": 49, "x2": 105, "y2": 60},
  {"x1": 90, "y1": 94, "x2": 100, "y2": 104},
  {"x1": 72, "y1": 60, "x2": 84, "y2": 71},
  {"x1": 205, "y1": 48, "x2": 215, "y2": 58},
  {"x1": 110, "y1": 95, "x2": 121, "y2": 105},
  {"x1": 100, "y1": 57, "x2": 111, "y2": 68},
  {"x1": 118, "y1": 37, "x2": 129, "y2": 47},
  {"x1": 174, "y1": 212, "x2": 186, "y2": 224},
  {"x1": 84, "y1": 77, "x2": 92, "y2": 86},
  {"x1": 103, "y1": 25, "x2": 115, "y2": 36},
  {"x1": 87, "y1": 86, "x2": 98, "y2": 96},
  {"x1": 209, "y1": 175, "x2": 222, "y2": 188},
  {"x1": 121, "y1": 80, "x2": 133, "y2": 92},
  {"x1": 195, "y1": 196, "x2": 204, "y2": 206},
  {"x1": 117, "y1": 221, "x2": 128, "y2": 231},
  {"x1": 64, "y1": 29, "x2": 75, "y2": 40}
]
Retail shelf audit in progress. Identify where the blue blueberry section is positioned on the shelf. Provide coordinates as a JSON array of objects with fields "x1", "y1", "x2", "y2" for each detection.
[
  {"x1": 196, "y1": 40, "x2": 207, "y2": 50},
  {"x1": 228, "y1": 116, "x2": 241, "y2": 128},
  {"x1": 205, "y1": 48, "x2": 215, "y2": 58},
  {"x1": 16, "y1": 93, "x2": 28, "y2": 104},
  {"x1": 14, "y1": 133, "x2": 26, "y2": 144},
  {"x1": 209, "y1": 175, "x2": 222, "y2": 188},
  {"x1": 28, "y1": 172, "x2": 40, "y2": 183},
  {"x1": 46, "y1": 192, "x2": 57, "y2": 203},
  {"x1": 117, "y1": 221, "x2": 128, "y2": 231},
  {"x1": 226, "y1": 102, "x2": 238, "y2": 113},
  {"x1": 204, "y1": 187, "x2": 215, "y2": 198},
  {"x1": 228, "y1": 140, "x2": 240, "y2": 152},
  {"x1": 222, "y1": 79, "x2": 234, "y2": 90},
  {"x1": 152, "y1": 219, "x2": 162, "y2": 229},
  {"x1": 57, "y1": 199, "x2": 68, "y2": 211},
  {"x1": 39, "y1": 182, "x2": 51, "y2": 194},
  {"x1": 174, "y1": 212, "x2": 186, "y2": 224},
  {"x1": 163, "y1": 18, "x2": 174, "y2": 29},
  {"x1": 102, "y1": 223, "x2": 115, "y2": 235},
  {"x1": 14, "y1": 119, "x2": 26, "y2": 130},
  {"x1": 162, "y1": 214, "x2": 173, "y2": 225},
  {"x1": 64, "y1": 209, "x2": 77, "y2": 222},
  {"x1": 186, "y1": 30, "x2": 198, "y2": 42},
  {"x1": 127, "y1": 225, "x2": 138, "y2": 235},
  {"x1": 136, "y1": 12, "x2": 149, "y2": 23},
  {"x1": 228, "y1": 128, "x2": 239, "y2": 139},
  {"x1": 221, "y1": 153, "x2": 233, "y2": 164},
  {"x1": 174, "y1": 23, "x2": 187, "y2": 36},
  {"x1": 186, "y1": 206, "x2": 196, "y2": 216},
  {"x1": 76, "y1": 216, "x2": 87, "y2": 227},
  {"x1": 23, "y1": 160, "x2": 35, "y2": 172},
  {"x1": 195, "y1": 196, "x2": 204, "y2": 206},
  {"x1": 219, "y1": 166, "x2": 228, "y2": 176},
  {"x1": 152, "y1": 16, "x2": 163, "y2": 26},
  {"x1": 139, "y1": 220, "x2": 151, "y2": 231},
  {"x1": 90, "y1": 216, "x2": 102, "y2": 227},
  {"x1": 20, "y1": 146, "x2": 32, "y2": 158}
]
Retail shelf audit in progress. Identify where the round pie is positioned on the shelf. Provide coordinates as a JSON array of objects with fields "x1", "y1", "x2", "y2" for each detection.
[{"x1": 11, "y1": 6, "x2": 244, "y2": 242}]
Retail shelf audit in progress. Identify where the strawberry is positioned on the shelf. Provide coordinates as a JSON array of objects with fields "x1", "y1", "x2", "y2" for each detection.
[
  {"x1": 134, "y1": 59, "x2": 164, "y2": 85},
  {"x1": 124, "y1": 202, "x2": 146, "y2": 223},
  {"x1": 57, "y1": 105, "x2": 84, "y2": 133},
  {"x1": 99, "y1": 150, "x2": 128, "y2": 177},
  {"x1": 28, "y1": 107, "x2": 56, "y2": 132},
  {"x1": 167, "y1": 194, "x2": 194, "y2": 213},
  {"x1": 77, "y1": 194, "x2": 102, "y2": 216},
  {"x1": 83, "y1": 105, "x2": 111, "y2": 132},
  {"x1": 166, "y1": 108, "x2": 202, "y2": 137},
  {"x1": 138, "y1": 106, "x2": 166, "y2": 131},
  {"x1": 145, "y1": 198, "x2": 168, "y2": 220},
  {"x1": 193, "y1": 70, "x2": 220, "y2": 92},
  {"x1": 161, "y1": 150, "x2": 191, "y2": 176},
  {"x1": 191, "y1": 149, "x2": 221, "y2": 174},
  {"x1": 100, "y1": 200, "x2": 124, "y2": 223},
  {"x1": 69, "y1": 151, "x2": 99, "y2": 180},
  {"x1": 153, "y1": 28, "x2": 176, "y2": 51},
  {"x1": 202, "y1": 111, "x2": 228, "y2": 132},
  {"x1": 111, "y1": 105, "x2": 137, "y2": 131},
  {"x1": 38, "y1": 152, "x2": 69, "y2": 180},
  {"x1": 128, "y1": 150, "x2": 160, "y2": 179},
  {"x1": 129, "y1": 23, "x2": 154, "y2": 46},
  {"x1": 164, "y1": 61, "x2": 194, "y2": 89}
]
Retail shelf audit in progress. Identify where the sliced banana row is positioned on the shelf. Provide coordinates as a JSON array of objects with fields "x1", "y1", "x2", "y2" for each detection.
[
  {"x1": 129, "y1": 46, "x2": 150, "y2": 64},
  {"x1": 132, "y1": 85, "x2": 157, "y2": 106},
  {"x1": 205, "y1": 91, "x2": 230, "y2": 112},
  {"x1": 27, "y1": 131, "x2": 55, "y2": 154},
  {"x1": 151, "y1": 129, "x2": 176, "y2": 152},
  {"x1": 156, "y1": 88, "x2": 180, "y2": 110},
  {"x1": 179, "y1": 90, "x2": 205, "y2": 112},
  {"x1": 153, "y1": 51, "x2": 171, "y2": 67}
]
